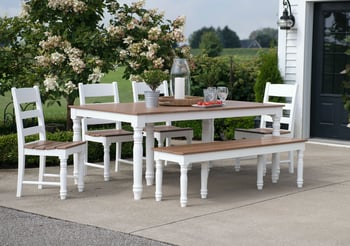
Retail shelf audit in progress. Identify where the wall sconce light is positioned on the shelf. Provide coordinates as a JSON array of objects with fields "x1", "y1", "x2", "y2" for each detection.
[{"x1": 278, "y1": 0, "x2": 295, "y2": 30}]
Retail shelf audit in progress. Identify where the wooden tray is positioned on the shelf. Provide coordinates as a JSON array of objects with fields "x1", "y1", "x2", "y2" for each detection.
[{"x1": 159, "y1": 96, "x2": 203, "y2": 106}]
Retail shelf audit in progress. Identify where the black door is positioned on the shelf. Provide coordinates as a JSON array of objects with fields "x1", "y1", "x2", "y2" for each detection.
[{"x1": 311, "y1": 2, "x2": 350, "y2": 140}]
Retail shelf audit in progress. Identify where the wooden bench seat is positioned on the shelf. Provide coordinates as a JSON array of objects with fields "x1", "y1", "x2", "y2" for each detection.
[{"x1": 153, "y1": 136, "x2": 306, "y2": 207}]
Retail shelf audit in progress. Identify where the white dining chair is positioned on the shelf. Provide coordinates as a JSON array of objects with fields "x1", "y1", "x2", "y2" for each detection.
[
  {"x1": 11, "y1": 86, "x2": 86, "y2": 199},
  {"x1": 234, "y1": 82, "x2": 298, "y2": 174},
  {"x1": 131, "y1": 81, "x2": 193, "y2": 148},
  {"x1": 78, "y1": 82, "x2": 134, "y2": 181}
]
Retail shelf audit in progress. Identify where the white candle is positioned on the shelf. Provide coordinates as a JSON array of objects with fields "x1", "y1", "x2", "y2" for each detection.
[{"x1": 174, "y1": 77, "x2": 185, "y2": 99}]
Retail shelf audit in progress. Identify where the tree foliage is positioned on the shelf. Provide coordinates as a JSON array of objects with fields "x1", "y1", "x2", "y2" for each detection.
[
  {"x1": 189, "y1": 27, "x2": 216, "y2": 49},
  {"x1": 189, "y1": 26, "x2": 240, "y2": 49},
  {"x1": 217, "y1": 26, "x2": 241, "y2": 48},
  {"x1": 254, "y1": 49, "x2": 283, "y2": 102},
  {"x1": 199, "y1": 31, "x2": 222, "y2": 57},
  {"x1": 249, "y1": 27, "x2": 278, "y2": 48}
]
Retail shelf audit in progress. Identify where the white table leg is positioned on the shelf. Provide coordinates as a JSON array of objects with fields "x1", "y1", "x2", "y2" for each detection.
[
  {"x1": 202, "y1": 119, "x2": 214, "y2": 170},
  {"x1": 202, "y1": 119, "x2": 214, "y2": 142},
  {"x1": 145, "y1": 123, "x2": 155, "y2": 186},
  {"x1": 132, "y1": 126, "x2": 144, "y2": 200}
]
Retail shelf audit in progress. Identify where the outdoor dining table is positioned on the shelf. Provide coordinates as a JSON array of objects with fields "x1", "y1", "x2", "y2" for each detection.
[{"x1": 70, "y1": 100, "x2": 283, "y2": 200}]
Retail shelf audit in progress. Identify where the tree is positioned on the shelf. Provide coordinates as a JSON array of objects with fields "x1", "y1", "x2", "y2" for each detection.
[
  {"x1": 0, "y1": 16, "x2": 40, "y2": 95},
  {"x1": 249, "y1": 28, "x2": 278, "y2": 48},
  {"x1": 219, "y1": 26, "x2": 240, "y2": 48},
  {"x1": 0, "y1": 0, "x2": 190, "y2": 129},
  {"x1": 254, "y1": 49, "x2": 283, "y2": 102},
  {"x1": 188, "y1": 27, "x2": 215, "y2": 48},
  {"x1": 199, "y1": 31, "x2": 223, "y2": 57}
]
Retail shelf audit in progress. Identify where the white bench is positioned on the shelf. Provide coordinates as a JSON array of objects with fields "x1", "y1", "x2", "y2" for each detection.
[{"x1": 153, "y1": 136, "x2": 306, "y2": 207}]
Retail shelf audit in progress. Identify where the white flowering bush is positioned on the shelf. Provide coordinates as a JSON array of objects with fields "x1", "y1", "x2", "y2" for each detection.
[
  {"x1": 106, "y1": 0, "x2": 192, "y2": 85},
  {"x1": 1, "y1": 0, "x2": 192, "y2": 128},
  {"x1": 12, "y1": 0, "x2": 116, "y2": 129}
]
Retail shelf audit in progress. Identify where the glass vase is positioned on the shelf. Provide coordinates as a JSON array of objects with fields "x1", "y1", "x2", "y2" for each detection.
[{"x1": 170, "y1": 58, "x2": 190, "y2": 99}]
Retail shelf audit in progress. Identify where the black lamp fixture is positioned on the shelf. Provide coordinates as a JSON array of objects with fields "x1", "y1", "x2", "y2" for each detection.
[{"x1": 278, "y1": 0, "x2": 295, "y2": 30}]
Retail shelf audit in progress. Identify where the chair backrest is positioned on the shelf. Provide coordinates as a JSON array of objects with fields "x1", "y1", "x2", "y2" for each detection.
[
  {"x1": 11, "y1": 86, "x2": 47, "y2": 150},
  {"x1": 260, "y1": 82, "x2": 298, "y2": 135},
  {"x1": 78, "y1": 82, "x2": 121, "y2": 131},
  {"x1": 131, "y1": 81, "x2": 169, "y2": 102}
]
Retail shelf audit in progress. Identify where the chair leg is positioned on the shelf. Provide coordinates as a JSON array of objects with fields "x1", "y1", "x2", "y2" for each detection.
[
  {"x1": 271, "y1": 153, "x2": 279, "y2": 183},
  {"x1": 115, "y1": 142, "x2": 122, "y2": 172},
  {"x1": 77, "y1": 151, "x2": 84, "y2": 192},
  {"x1": 288, "y1": 150, "x2": 294, "y2": 174},
  {"x1": 103, "y1": 143, "x2": 111, "y2": 181},
  {"x1": 83, "y1": 143, "x2": 88, "y2": 176},
  {"x1": 38, "y1": 155, "x2": 46, "y2": 189},
  {"x1": 59, "y1": 157, "x2": 68, "y2": 200},
  {"x1": 73, "y1": 153, "x2": 78, "y2": 185},
  {"x1": 186, "y1": 135, "x2": 193, "y2": 170},
  {"x1": 158, "y1": 136, "x2": 168, "y2": 167},
  {"x1": 16, "y1": 153, "x2": 25, "y2": 198},
  {"x1": 257, "y1": 155, "x2": 264, "y2": 190},
  {"x1": 296, "y1": 149, "x2": 304, "y2": 188}
]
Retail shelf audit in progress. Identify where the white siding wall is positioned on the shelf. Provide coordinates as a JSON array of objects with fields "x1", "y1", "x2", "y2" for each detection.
[
  {"x1": 278, "y1": 0, "x2": 350, "y2": 139},
  {"x1": 278, "y1": 0, "x2": 301, "y2": 136}
]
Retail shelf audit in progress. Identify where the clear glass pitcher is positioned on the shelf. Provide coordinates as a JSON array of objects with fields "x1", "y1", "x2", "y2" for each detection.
[{"x1": 170, "y1": 58, "x2": 190, "y2": 99}]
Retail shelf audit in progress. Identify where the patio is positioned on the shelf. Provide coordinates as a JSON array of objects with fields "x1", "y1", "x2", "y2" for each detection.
[{"x1": 1, "y1": 141, "x2": 350, "y2": 245}]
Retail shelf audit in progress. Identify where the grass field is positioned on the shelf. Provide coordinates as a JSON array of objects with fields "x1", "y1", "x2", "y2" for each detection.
[
  {"x1": 0, "y1": 48, "x2": 265, "y2": 126},
  {"x1": 0, "y1": 68, "x2": 130, "y2": 125}
]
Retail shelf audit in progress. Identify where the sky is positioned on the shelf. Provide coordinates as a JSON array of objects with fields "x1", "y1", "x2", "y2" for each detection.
[{"x1": 0, "y1": 0, "x2": 280, "y2": 40}]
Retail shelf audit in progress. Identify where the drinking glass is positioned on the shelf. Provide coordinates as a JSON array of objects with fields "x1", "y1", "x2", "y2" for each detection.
[
  {"x1": 217, "y1": 86, "x2": 228, "y2": 103},
  {"x1": 203, "y1": 87, "x2": 217, "y2": 102}
]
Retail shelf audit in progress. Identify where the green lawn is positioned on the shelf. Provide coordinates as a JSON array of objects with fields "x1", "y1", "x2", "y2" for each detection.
[{"x1": 191, "y1": 48, "x2": 267, "y2": 60}]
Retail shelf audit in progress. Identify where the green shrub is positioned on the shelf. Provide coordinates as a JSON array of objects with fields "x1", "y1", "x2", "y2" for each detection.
[
  {"x1": 0, "y1": 130, "x2": 134, "y2": 168},
  {"x1": 191, "y1": 55, "x2": 258, "y2": 102},
  {"x1": 254, "y1": 49, "x2": 283, "y2": 102}
]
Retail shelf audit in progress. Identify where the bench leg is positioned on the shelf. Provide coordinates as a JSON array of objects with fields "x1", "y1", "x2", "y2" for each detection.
[
  {"x1": 257, "y1": 155, "x2": 264, "y2": 190},
  {"x1": 155, "y1": 159, "x2": 163, "y2": 202},
  {"x1": 271, "y1": 153, "x2": 279, "y2": 183},
  {"x1": 297, "y1": 149, "x2": 304, "y2": 188},
  {"x1": 180, "y1": 164, "x2": 188, "y2": 207},
  {"x1": 201, "y1": 162, "x2": 209, "y2": 199}
]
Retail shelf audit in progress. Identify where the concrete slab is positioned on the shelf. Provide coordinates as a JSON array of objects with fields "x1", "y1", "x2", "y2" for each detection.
[{"x1": 1, "y1": 142, "x2": 350, "y2": 245}]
